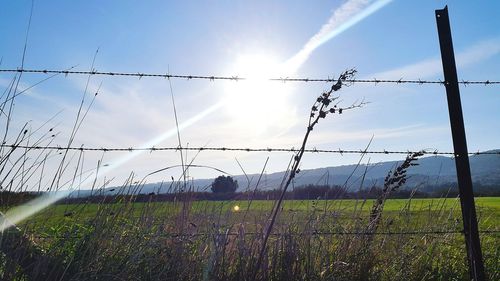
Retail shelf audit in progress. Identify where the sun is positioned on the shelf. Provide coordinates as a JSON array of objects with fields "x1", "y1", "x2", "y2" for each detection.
[{"x1": 223, "y1": 53, "x2": 296, "y2": 137}]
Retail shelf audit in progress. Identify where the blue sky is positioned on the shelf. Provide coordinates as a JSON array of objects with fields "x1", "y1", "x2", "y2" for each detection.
[{"x1": 1, "y1": 0, "x2": 499, "y2": 190}]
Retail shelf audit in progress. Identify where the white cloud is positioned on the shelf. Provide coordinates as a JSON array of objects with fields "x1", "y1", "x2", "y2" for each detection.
[
  {"x1": 261, "y1": 123, "x2": 448, "y2": 148},
  {"x1": 368, "y1": 37, "x2": 500, "y2": 80},
  {"x1": 0, "y1": 76, "x2": 69, "y2": 108}
]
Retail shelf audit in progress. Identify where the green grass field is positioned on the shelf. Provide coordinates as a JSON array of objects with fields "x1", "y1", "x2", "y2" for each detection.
[
  {"x1": 25, "y1": 197, "x2": 500, "y2": 229},
  {"x1": 4, "y1": 197, "x2": 499, "y2": 280}
]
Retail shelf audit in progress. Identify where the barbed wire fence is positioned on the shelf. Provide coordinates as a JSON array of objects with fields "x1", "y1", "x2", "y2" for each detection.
[
  {"x1": 2, "y1": 143, "x2": 499, "y2": 155},
  {"x1": 1, "y1": 66, "x2": 499, "y2": 241},
  {"x1": 1, "y1": 68, "x2": 499, "y2": 85}
]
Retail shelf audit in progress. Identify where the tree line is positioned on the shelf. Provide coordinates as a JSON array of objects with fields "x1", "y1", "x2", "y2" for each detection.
[
  {"x1": 57, "y1": 183, "x2": 499, "y2": 204},
  {"x1": 2, "y1": 178, "x2": 499, "y2": 206}
]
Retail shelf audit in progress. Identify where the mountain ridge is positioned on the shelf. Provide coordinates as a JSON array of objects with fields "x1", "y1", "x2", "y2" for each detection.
[{"x1": 71, "y1": 149, "x2": 500, "y2": 197}]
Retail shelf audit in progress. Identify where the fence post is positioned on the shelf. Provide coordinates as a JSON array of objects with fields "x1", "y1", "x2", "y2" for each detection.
[{"x1": 435, "y1": 6, "x2": 486, "y2": 281}]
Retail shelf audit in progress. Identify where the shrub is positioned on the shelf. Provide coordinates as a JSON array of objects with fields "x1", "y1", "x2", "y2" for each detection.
[{"x1": 210, "y1": 175, "x2": 238, "y2": 193}]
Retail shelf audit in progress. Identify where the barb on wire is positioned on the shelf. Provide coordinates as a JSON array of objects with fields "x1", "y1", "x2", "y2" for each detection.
[
  {"x1": 1, "y1": 68, "x2": 499, "y2": 85},
  {"x1": 1, "y1": 144, "x2": 499, "y2": 156}
]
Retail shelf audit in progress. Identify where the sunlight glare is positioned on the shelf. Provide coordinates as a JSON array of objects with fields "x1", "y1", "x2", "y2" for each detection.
[
  {"x1": 224, "y1": 54, "x2": 296, "y2": 137},
  {"x1": 1, "y1": 0, "x2": 394, "y2": 231}
]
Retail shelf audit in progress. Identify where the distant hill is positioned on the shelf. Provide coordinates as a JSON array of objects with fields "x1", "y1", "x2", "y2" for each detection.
[{"x1": 72, "y1": 149, "x2": 500, "y2": 197}]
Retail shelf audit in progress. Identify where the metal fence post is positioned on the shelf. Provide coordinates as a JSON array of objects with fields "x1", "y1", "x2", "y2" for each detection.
[{"x1": 435, "y1": 6, "x2": 486, "y2": 281}]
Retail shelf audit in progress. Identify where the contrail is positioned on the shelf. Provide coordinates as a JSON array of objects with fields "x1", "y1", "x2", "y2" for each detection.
[
  {"x1": 286, "y1": 0, "x2": 393, "y2": 72},
  {"x1": 1, "y1": 0, "x2": 393, "y2": 231}
]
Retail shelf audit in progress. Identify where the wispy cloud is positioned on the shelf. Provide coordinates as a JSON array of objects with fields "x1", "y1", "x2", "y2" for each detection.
[
  {"x1": 0, "y1": 76, "x2": 68, "y2": 108},
  {"x1": 263, "y1": 124, "x2": 448, "y2": 147},
  {"x1": 368, "y1": 37, "x2": 500, "y2": 79},
  {"x1": 316, "y1": 124, "x2": 448, "y2": 143}
]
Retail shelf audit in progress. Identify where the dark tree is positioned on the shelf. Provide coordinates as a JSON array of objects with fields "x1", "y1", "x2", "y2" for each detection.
[{"x1": 210, "y1": 175, "x2": 238, "y2": 193}]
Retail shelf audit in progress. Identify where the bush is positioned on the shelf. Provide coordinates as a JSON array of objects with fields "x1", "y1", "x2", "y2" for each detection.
[{"x1": 210, "y1": 175, "x2": 238, "y2": 193}]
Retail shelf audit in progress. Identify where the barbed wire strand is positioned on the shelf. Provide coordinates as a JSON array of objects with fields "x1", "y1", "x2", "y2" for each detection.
[
  {"x1": 1, "y1": 68, "x2": 499, "y2": 85},
  {"x1": 2, "y1": 144, "x2": 499, "y2": 155}
]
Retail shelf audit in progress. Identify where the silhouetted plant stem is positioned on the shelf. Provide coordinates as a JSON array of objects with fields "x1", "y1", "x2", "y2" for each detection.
[{"x1": 252, "y1": 69, "x2": 366, "y2": 280}]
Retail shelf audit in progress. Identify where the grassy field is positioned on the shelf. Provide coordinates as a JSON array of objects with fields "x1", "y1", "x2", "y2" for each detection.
[
  {"x1": 25, "y1": 197, "x2": 500, "y2": 229},
  {"x1": 2, "y1": 196, "x2": 499, "y2": 280}
]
